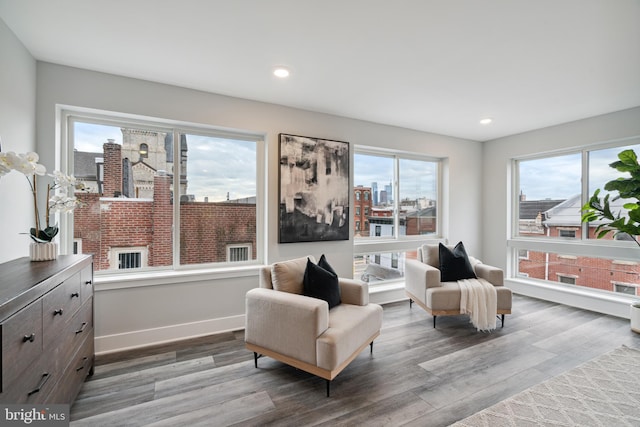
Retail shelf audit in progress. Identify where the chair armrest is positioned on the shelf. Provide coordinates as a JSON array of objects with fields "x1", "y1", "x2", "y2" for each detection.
[
  {"x1": 338, "y1": 278, "x2": 369, "y2": 306},
  {"x1": 245, "y1": 288, "x2": 328, "y2": 365},
  {"x1": 406, "y1": 258, "x2": 442, "y2": 291},
  {"x1": 474, "y1": 263, "x2": 504, "y2": 286}
]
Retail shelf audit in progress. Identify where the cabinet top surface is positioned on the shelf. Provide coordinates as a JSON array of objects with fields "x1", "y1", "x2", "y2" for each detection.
[{"x1": 0, "y1": 255, "x2": 92, "y2": 319}]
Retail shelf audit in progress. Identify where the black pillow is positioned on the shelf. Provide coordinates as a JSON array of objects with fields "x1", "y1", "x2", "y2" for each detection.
[
  {"x1": 318, "y1": 254, "x2": 337, "y2": 276},
  {"x1": 303, "y1": 256, "x2": 341, "y2": 309},
  {"x1": 438, "y1": 242, "x2": 477, "y2": 282}
]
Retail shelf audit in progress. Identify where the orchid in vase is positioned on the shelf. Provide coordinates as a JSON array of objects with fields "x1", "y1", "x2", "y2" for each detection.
[{"x1": 0, "y1": 150, "x2": 82, "y2": 243}]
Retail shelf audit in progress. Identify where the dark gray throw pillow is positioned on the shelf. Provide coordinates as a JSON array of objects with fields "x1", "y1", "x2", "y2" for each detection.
[
  {"x1": 439, "y1": 242, "x2": 477, "y2": 282},
  {"x1": 303, "y1": 256, "x2": 341, "y2": 309}
]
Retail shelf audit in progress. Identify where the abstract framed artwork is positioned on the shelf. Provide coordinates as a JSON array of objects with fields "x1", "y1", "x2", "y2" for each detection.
[{"x1": 278, "y1": 133, "x2": 350, "y2": 243}]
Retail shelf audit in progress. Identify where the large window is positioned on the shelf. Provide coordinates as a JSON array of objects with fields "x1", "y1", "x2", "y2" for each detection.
[
  {"x1": 353, "y1": 149, "x2": 441, "y2": 284},
  {"x1": 65, "y1": 111, "x2": 263, "y2": 273},
  {"x1": 512, "y1": 138, "x2": 640, "y2": 298}
]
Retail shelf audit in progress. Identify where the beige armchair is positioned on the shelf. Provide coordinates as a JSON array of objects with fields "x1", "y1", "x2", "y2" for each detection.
[
  {"x1": 245, "y1": 256, "x2": 383, "y2": 396},
  {"x1": 405, "y1": 243, "x2": 512, "y2": 328}
]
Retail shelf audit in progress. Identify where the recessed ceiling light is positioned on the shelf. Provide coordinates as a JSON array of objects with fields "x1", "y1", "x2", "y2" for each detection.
[
  {"x1": 273, "y1": 67, "x2": 290, "y2": 78},
  {"x1": 479, "y1": 118, "x2": 493, "y2": 125}
]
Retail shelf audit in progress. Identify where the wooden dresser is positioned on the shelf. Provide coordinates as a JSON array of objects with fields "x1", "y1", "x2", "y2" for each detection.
[{"x1": 0, "y1": 254, "x2": 94, "y2": 404}]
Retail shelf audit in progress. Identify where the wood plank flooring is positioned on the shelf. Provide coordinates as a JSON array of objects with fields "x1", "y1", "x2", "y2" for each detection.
[{"x1": 70, "y1": 295, "x2": 640, "y2": 426}]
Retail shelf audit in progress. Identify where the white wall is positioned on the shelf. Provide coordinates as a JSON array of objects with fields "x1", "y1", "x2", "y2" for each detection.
[
  {"x1": 0, "y1": 18, "x2": 36, "y2": 264},
  {"x1": 482, "y1": 106, "x2": 640, "y2": 316},
  {"x1": 35, "y1": 62, "x2": 483, "y2": 353}
]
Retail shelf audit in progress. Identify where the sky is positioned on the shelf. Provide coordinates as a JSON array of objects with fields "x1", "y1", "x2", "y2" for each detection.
[
  {"x1": 74, "y1": 122, "x2": 639, "y2": 204},
  {"x1": 353, "y1": 154, "x2": 437, "y2": 202},
  {"x1": 74, "y1": 122, "x2": 256, "y2": 202},
  {"x1": 519, "y1": 143, "x2": 640, "y2": 201}
]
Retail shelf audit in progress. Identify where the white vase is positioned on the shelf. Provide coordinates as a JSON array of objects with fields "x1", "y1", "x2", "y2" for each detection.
[
  {"x1": 631, "y1": 302, "x2": 640, "y2": 334},
  {"x1": 30, "y1": 242, "x2": 58, "y2": 261}
]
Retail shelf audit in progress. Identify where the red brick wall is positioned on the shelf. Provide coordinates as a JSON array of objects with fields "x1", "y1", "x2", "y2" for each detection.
[
  {"x1": 151, "y1": 173, "x2": 172, "y2": 267},
  {"x1": 103, "y1": 142, "x2": 122, "y2": 197},
  {"x1": 74, "y1": 140, "x2": 257, "y2": 271},
  {"x1": 519, "y1": 226, "x2": 640, "y2": 296},
  {"x1": 180, "y1": 202, "x2": 256, "y2": 265},
  {"x1": 406, "y1": 217, "x2": 436, "y2": 236},
  {"x1": 74, "y1": 193, "x2": 256, "y2": 271}
]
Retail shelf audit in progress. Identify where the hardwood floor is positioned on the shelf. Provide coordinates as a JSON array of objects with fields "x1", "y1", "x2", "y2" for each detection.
[{"x1": 70, "y1": 295, "x2": 640, "y2": 426}]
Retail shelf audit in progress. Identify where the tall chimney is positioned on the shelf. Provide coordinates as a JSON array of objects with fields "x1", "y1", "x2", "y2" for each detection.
[{"x1": 103, "y1": 140, "x2": 122, "y2": 197}]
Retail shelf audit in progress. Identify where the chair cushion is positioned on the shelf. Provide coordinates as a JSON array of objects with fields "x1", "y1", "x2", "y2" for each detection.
[
  {"x1": 271, "y1": 256, "x2": 315, "y2": 294},
  {"x1": 316, "y1": 303, "x2": 383, "y2": 371},
  {"x1": 303, "y1": 256, "x2": 341, "y2": 309},
  {"x1": 427, "y1": 281, "x2": 512, "y2": 311},
  {"x1": 439, "y1": 242, "x2": 477, "y2": 282}
]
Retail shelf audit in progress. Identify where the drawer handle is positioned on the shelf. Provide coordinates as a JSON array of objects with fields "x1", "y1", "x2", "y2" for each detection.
[
  {"x1": 27, "y1": 372, "x2": 50, "y2": 396},
  {"x1": 85, "y1": 280, "x2": 92, "y2": 285},
  {"x1": 23, "y1": 333, "x2": 36, "y2": 343},
  {"x1": 76, "y1": 357, "x2": 88, "y2": 372},
  {"x1": 53, "y1": 308, "x2": 64, "y2": 316},
  {"x1": 75, "y1": 322, "x2": 88, "y2": 335},
  {"x1": 71, "y1": 292, "x2": 80, "y2": 298}
]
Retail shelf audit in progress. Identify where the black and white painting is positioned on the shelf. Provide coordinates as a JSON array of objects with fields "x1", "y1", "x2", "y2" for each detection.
[{"x1": 279, "y1": 134, "x2": 350, "y2": 243}]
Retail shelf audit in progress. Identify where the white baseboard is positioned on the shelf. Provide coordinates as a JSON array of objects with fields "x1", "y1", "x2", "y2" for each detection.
[{"x1": 95, "y1": 314, "x2": 246, "y2": 355}]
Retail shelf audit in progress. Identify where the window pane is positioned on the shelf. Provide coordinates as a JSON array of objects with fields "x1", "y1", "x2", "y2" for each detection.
[
  {"x1": 517, "y1": 249, "x2": 640, "y2": 297},
  {"x1": 518, "y1": 153, "x2": 581, "y2": 238},
  {"x1": 354, "y1": 154, "x2": 394, "y2": 239},
  {"x1": 354, "y1": 252, "x2": 405, "y2": 283},
  {"x1": 587, "y1": 143, "x2": 640, "y2": 241},
  {"x1": 179, "y1": 134, "x2": 257, "y2": 265},
  {"x1": 399, "y1": 158, "x2": 437, "y2": 236},
  {"x1": 73, "y1": 122, "x2": 174, "y2": 271}
]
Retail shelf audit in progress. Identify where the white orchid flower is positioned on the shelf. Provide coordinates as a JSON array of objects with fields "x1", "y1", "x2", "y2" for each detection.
[
  {"x1": 50, "y1": 170, "x2": 77, "y2": 186},
  {"x1": 4, "y1": 151, "x2": 47, "y2": 176},
  {"x1": 0, "y1": 152, "x2": 11, "y2": 176},
  {"x1": 2, "y1": 149, "x2": 80, "y2": 241}
]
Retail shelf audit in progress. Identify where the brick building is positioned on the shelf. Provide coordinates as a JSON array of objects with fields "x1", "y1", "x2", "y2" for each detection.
[
  {"x1": 518, "y1": 195, "x2": 640, "y2": 296},
  {"x1": 74, "y1": 141, "x2": 256, "y2": 271},
  {"x1": 353, "y1": 186, "x2": 372, "y2": 236}
]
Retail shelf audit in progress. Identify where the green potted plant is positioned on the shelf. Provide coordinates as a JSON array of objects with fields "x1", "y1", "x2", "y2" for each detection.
[{"x1": 581, "y1": 148, "x2": 640, "y2": 333}]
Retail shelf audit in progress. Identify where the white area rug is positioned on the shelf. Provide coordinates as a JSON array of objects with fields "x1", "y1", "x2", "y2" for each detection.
[{"x1": 451, "y1": 345, "x2": 640, "y2": 427}]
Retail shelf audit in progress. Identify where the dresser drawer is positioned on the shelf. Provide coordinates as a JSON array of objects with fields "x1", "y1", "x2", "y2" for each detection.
[
  {"x1": 1, "y1": 300, "x2": 43, "y2": 391},
  {"x1": 80, "y1": 264, "x2": 93, "y2": 304},
  {"x1": 43, "y1": 273, "x2": 82, "y2": 346},
  {"x1": 52, "y1": 298, "x2": 93, "y2": 374},
  {"x1": 48, "y1": 333, "x2": 94, "y2": 404},
  {"x1": 0, "y1": 354, "x2": 56, "y2": 404}
]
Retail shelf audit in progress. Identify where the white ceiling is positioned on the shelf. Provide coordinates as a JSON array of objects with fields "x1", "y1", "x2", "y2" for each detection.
[{"x1": 1, "y1": 0, "x2": 639, "y2": 141}]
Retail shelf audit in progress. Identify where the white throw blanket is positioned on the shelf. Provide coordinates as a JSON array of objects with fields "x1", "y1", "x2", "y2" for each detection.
[{"x1": 458, "y1": 278, "x2": 497, "y2": 331}]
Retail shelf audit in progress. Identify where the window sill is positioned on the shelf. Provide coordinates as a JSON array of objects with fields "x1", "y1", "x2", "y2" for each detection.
[
  {"x1": 94, "y1": 264, "x2": 261, "y2": 291},
  {"x1": 507, "y1": 276, "x2": 639, "y2": 319}
]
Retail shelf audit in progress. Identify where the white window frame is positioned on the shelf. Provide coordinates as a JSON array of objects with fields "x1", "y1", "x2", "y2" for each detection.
[
  {"x1": 353, "y1": 146, "x2": 444, "y2": 286},
  {"x1": 557, "y1": 274, "x2": 577, "y2": 285},
  {"x1": 226, "y1": 244, "x2": 252, "y2": 262},
  {"x1": 58, "y1": 107, "x2": 266, "y2": 276},
  {"x1": 613, "y1": 282, "x2": 638, "y2": 295},
  {"x1": 73, "y1": 238, "x2": 83, "y2": 255},
  {"x1": 110, "y1": 246, "x2": 149, "y2": 270},
  {"x1": 507, "y1": 136, "x2": 640, "y2": 302}
]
